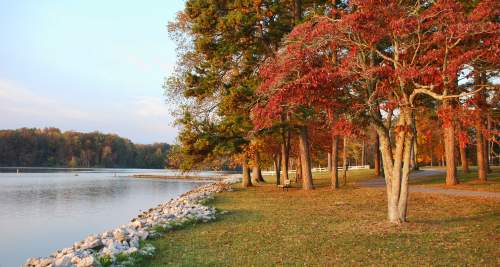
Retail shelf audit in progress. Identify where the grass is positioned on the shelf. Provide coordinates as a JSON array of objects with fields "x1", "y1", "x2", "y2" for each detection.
[
  {"x1": 141, "y1": 169, "x2": 500, "y2": 266},
  {"x1": 411, "y1": 166, "x2": 500, "y2": 192}
]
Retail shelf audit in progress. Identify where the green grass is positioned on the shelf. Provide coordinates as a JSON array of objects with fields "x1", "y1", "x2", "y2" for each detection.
[
  {"x1": 263, "y1": 168, "x2": 378, "y2": 188},
  {"x1": 141, "y1": 169, "x2": 500, "y2": 266},
  {"x1": 412, "y1": 166, "x2": 500, "y2": 192}
]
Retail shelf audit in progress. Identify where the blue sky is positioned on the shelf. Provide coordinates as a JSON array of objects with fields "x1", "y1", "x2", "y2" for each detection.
[{"x1": 0, "y1": 0, "x2": 185, "y2": 144}]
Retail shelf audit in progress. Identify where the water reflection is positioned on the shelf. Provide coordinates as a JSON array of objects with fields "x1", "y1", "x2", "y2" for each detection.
[{"x1": 0, "y1": 169, "x2": 213, "y2": 267}]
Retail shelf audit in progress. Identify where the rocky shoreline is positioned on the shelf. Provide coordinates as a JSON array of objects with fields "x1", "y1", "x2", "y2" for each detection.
[{"x1": 23, "y1": 174, "x2": 241, "y2": 267}]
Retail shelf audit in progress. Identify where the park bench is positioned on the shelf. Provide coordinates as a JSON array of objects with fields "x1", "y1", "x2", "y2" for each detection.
[{"x1": 278, "y1": 179, "x2": 291, "y2": 191}]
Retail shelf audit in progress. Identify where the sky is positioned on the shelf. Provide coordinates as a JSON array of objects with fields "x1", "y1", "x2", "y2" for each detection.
[{"x1": 0, "y1": 0, "x2": 186, "y2": 144}]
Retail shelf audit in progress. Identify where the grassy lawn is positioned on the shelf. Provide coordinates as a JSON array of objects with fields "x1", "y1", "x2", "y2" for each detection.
[
  {"x1": 411, "y1": 167, "x2": 500, "y2": 192},
  {"x1": 141, "y1": 169, "x2": 500, "y2": 266}
]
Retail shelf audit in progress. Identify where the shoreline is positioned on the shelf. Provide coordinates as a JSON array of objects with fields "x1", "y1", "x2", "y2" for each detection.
[{"x1": 23, "y1": 174, "x2": 241, "y2": 267}]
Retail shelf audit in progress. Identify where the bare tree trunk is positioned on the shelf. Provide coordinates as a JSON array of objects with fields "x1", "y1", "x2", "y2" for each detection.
[
  {"x1": 411, "y1": 113, "x2": 419, "y2": 171},
  {"x1": 485, "y1": 115, "x2": 491, "y2": 173},
  {"x1": 298, "y1": 125, "x2": 314, "y2": 190},
  {"x1": 242, "y1": 154, "x2": 252, "y2": 188},
  {"x1": 331, "y1": 134, "x2": 339, "y2": 189},
  {"x1": 443, "y1": 110, "x2": 458, "y2": 185},
  {"x1": 296, "y1": 157, "x2": 302, "y2": 183},
  {"x1": 374, "y1": 134, "x2": 381, "y2": 176},
  {"x1": 476, "y1": 121, "x2": 487, "y2": 182},
  {"x1": 280, "y1": 114, "x2": 290, "y2": 184},
  {"x1": 342, "y1": 136, "x2": 348, "y2": 186},
  {"x1": 327, "y1": 153, "x2": 332, "y2": 173},
  {"x1": 294, "y1": 0, "x2": 302, "y2": 24},
  {"x1": 361, "y1": 140, "x2": 365, "y2": 166},
  {"x1": 252, "y1": 152, "x2": 265, "y2": 183},
  {"x1": 274, "y1": 154, "x2": 281, "y2": 185},
  {"x1": 459, "y1": 144, "x2": 469, "y2": 174}
]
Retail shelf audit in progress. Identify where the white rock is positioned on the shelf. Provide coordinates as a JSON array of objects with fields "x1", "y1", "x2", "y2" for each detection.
[
  {"x1": 54, "y1": 254, "x2": 72, "y2": 267},
  {"x1": 76, "y1": 256, "x2": 98, "y2": 267}
]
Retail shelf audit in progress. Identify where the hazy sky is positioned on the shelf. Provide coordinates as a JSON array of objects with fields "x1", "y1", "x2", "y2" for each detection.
[{"x1": 0, "y1": 0, "x2": 185, "y2": 144}]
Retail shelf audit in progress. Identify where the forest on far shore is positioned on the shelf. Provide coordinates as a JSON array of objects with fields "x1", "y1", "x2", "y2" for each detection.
[{"x1": 0, "y1": 128, "x2": 170, "y2": 169}]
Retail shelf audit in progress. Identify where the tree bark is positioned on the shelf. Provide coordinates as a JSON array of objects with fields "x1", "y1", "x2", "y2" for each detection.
[
  {"x1": 327, "y1": 153, "x2": 332, "y2": 173},
  {"x1": 331, "y1": 134, "x2": 339, "y2": 189},
  {"x1": 298, "y1": 125, "x2": 314, "y2": 190},
  {"x1": 361, "y1": 140, "x2": 365, "y2": 166},
  {"x1": 373, "y1": 106, "x2": 413, "y2": 224},
  {"x1": 476, "y1": 121, "x2": 487, "y2": 182},
  {"x1": 252, "y1": 152, "x2": 265, "y2": 183},
  {"x1": 280, "y1": 114, "x2": 290, "y2": 184},
  {"x1": 342, "y1": 136, "x2": 348, "y2": 186},
  {"x1": 459, "y1": 144, "x2": 469, "y2": 174},
  {"x1": 242, "y1": 154, "x2": 252, "y2": 188},
  {"x1": 443, "y1": 125, "x2": 458, "y2": 185},
  {"x1": 294, "y1": 0, "x2": 302, "y2": 24},
  {"x1": 411, "y1": 113, "x2": 419, "y2": 171},
  {"x1": 296, "y1": 156, "x2": 302, "y2": 183},
  {"x1": 274, "y1": 154, "x2": 281, "y2": 185},
  {"x1": 374, "y1": 134, "x2": 381, "y2": 176}
]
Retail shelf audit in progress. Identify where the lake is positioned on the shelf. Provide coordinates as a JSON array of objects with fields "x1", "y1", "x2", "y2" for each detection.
[{"x1": 0, "y1": 168, "x2": 221, "y2": 267}]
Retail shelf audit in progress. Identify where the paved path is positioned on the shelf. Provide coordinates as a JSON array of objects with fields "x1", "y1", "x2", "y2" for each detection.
[{"x1": 357, "y1": 168, "x2": 500, "y2": 199}]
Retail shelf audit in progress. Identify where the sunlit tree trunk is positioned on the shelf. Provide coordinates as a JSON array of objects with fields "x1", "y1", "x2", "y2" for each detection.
[
  {"x1": 242, "y1": 154, "x2": 252, "y2": 188},
  {"x1": 298, "y1": 125, "x2": 313, "y2": 190},
  {"x1": 375, "y1": 107, "x2": 414, "y2": 223},
  {"x1": 443, "y1": 101, "x2": 458, "y2": 185},
  {"x1": 331, "y1": 134, "x2": 339, "y2": 189},
  {"x1": 459, "y1": 144, "x2": 469, "y2": 174},
  {"x1": 374, "y1": 134, "x2": 381, "y2": 176},
  {"x1": 342, "y1": 136, "x2": 348, "y2": 185},
  {"x1": 476, "y1": 120, "x2": 487, "y2": 182},
  {"x1": 327, "y1": 153, "x2": 332, "y2": 173}
]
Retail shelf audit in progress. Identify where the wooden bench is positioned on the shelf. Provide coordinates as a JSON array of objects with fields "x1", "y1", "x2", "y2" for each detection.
[{"x1": 278, "y1": 179, "x2": 291, "y2": 191}]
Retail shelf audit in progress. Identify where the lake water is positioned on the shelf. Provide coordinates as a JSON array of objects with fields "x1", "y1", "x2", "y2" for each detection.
[{"x1": 0, "y1": 168, "x2": 221, "y2": 267}]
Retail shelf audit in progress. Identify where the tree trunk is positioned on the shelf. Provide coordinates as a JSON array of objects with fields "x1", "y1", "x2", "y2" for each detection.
[
  {"x1": 274, "y1": 154, "x2": 281, "y2": 185},
  {"x1": 296, "y1": 157, "x2": 302, "y2": 183},
  {"x1": 327, "y1": 153, "x2": 332, "y2": 173},
  {"x1": 374, "y1": 134, "x2": 381, "y2": 176},
  {"x1": 294, "y1": 0, "x2": 302, "y2": 24},
  {"x1": 459, "y1": 144, "x2": 469, "y2": 174},
  {"x1": 361, "y1": 140, "x2": 365, "y2": 166},
  {"x1": 252, "y1": 152, "x2": 265, "y2": 183},
  {"x1": 331, "y1": 134, "x2": 339, "y2": 189},
  {"x1": 280, "y1": 115, "x2": 290, "y2": 184},
  {"x1": 242, "y1": 154, "x2": 252, "y2": 188},
  {"x1": 374, "y1": 106, "x2": 414, "y2": 224},
  {"x1": 411, "y1": 113, "x2": 419, "y2": 171},
  {"x1": 476, "y1": 121, "x2": 487, "y2": 182},
  {"x1": 443, "y1": 126, "x2": 458, "y2": 185},
  {"x1": 485, "y1": 115, "x2": 491, "y2": 173},
  {"x1": 298, "y1": 125, "x2": 314, "y2": 190},
  {"x1": 342, "y1": 136, "x2": 348, "y2": 186}
]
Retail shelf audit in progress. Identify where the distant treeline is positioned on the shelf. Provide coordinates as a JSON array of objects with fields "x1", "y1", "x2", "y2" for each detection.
[{"x1": 0, "y1": 128, "x2": 170, "y2": 168}]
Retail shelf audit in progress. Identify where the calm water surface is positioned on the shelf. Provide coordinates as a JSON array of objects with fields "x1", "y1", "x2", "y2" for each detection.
[{"x1": 0, "y1": 168, "x2": 220, "y2": 267}]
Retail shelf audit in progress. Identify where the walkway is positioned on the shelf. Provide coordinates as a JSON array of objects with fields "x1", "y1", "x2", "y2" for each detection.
[{"x1": 357, "y1": 168, "x2": 500, "y2": 199}]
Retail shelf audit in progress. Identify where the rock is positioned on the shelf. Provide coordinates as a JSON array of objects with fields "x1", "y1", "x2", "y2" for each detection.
[
  {"x1": 124, "y1": 247, "x2": 138, "y2": 254},
  {"x1": 129, "y1": 236, "x2": 140, "y2": 248},
  {"x1": 24, "y1": 257, "x2": 40, "y2": 266},
  {"x1": 81, "y1": 238, "x2": 102, "y2": 250},
  {"x1": 54, "y1": 254, "x2": 72, "y2": 267},
  {"x1": 76, "y1": 256, "x2": 98, "y2": 267},
  {"x1": 39, "y1": 258, "x2": 55, "y2": 266},
  {"x1": 113, "y1": 229, "x2": 126, "y2": 242}
]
